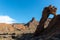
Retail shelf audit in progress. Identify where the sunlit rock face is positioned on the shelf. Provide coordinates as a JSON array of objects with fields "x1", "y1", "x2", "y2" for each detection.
[
  {"x1": 25, "y1": 17, "x2": 39, "y2": 27},
  {"x1": 13, "y1": 24, "x2": 26, "y2": 31},
  {"x1": 0, "y1": 23, "x2": 26, "y2": 34},
  {"x1": 44, "y1": 18, "x2": 51, "y2": 28},
  {"x1": 0, "y1": 23, "x2": 14, "y2": 34},
  {"x1": 25, "y1": 17, "x2": 39, "y2": 33}
]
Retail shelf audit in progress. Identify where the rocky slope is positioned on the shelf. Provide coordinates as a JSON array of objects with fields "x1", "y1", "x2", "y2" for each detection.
[
  {"x1": 0, "y1": 18, "x2": 54, "y2": 40},
  {"x1": 15, "y1": 16, "x2": 60, "y2": 40},
  {"x1": 0, "y1": 18, "x2": 51, "y2": 34}
]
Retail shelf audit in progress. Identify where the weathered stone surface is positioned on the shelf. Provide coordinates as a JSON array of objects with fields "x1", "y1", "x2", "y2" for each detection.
[
  {"x1": 44, "y1": 18, "x2": 51, "y2": 28},
  {"x1": 0, "y1": 23, "x2": 26, "y2": 34},
  {"x1": 42, "y1": 15, "x2": 60, "y2": 39},
  {"x1": 25, "y1": 17, "x2": 39, "y2": 33},
  {"x1": 34, "y1": 5, "x2": 57, "y2": 36},
  {"x1": 13, "y1": 24, "x2": 26, "y2": 31},
  {"x1": 0, "y1": 23, "x2": 14, "y2": 34}
]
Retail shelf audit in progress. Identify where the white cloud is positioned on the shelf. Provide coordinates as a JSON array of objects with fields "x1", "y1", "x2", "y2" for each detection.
[{"x1": 0, "y1": 15, "x2": 16, "y2": 24}]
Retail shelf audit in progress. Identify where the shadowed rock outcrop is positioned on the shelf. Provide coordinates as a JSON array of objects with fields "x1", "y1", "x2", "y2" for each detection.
[
  {"x1": 34, "y1": 5, "x2": 57, "y2": 36},
  {"x1": 42, "y1": 15, "x2": 60, "y2": 40},
  {"x1": 14, "y1": 5, "x2": 60, "y2": 40}
]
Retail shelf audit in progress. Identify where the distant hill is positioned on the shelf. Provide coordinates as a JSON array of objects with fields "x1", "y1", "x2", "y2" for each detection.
[
  {"x1": 0, "y1": 23, "x2": 26, "y2": 34},
  {"x1": 25, "y1": 17, "x2": 38, "y2": 28},
  {"x1": 0, "y1": 17, "x2": 51, "y2": 34}
]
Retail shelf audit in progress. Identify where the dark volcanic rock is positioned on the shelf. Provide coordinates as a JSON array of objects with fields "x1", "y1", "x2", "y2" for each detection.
[{"x1": 41, "y1": 15, "x2": 60, "y2": 40}]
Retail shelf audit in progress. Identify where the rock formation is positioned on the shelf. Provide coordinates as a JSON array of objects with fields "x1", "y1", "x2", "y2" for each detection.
[
  {"x1": 0, "y1": 5, "x2": 60, "y2": 40},
  {"x1": 25, "y1": 17, "x2": 39, "y2": 33},
  {"x1": 0, "y1": 23, "x2": 14, "y2": 34},
  {"x1": 44, "y1": 18, "x2": 51, "y2": 28},
  {"x1": 42, "y1": 15, "x2": 60, "y2": 39},
  {"x1": 34, "y1": 5, "x2": 57, "y2": 36},
  {"x1": 0, "y1": 23, "x2": 26, "y2": 34},
  {"x1": 12, "y1": 24, "x2": 26, "y2": 31},
  {"x1": 25, "y1": 17, "x2": 38, "y2": 27}
]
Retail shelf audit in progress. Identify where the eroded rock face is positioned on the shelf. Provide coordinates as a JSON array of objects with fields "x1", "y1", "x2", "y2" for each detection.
[
  {"x1": 33, "y1": 5, "x2": 60, "y2": 40},
  {"x1": 13, "y1": 24, "x2": 26, "y2": 31},
  {"x1": 44, "y1": 18, "x2": 51, "y2": 28},
  {"x1": 34, "y1": 5, "x2": 57, "y2": 36},
  {"x1": 25, "y1": 17, "x2": 39, "y2": 33},
  {"x1": 25, "y1": 17, "x2": 38, "y2": 27},
  {"x1": 0, "y1": 23, "x2": 26, "y2": 34},
  {"x1": 41, "y1": 15, "x2": 60, "y2": 40},
  {"x1": 0, "y1": 23, "x2": 14, "y2": 34}
]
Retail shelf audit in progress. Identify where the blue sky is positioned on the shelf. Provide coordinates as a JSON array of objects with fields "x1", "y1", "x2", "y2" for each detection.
[{"x1": 0, "y1": 0, "x2": 60, "y2": 23}]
